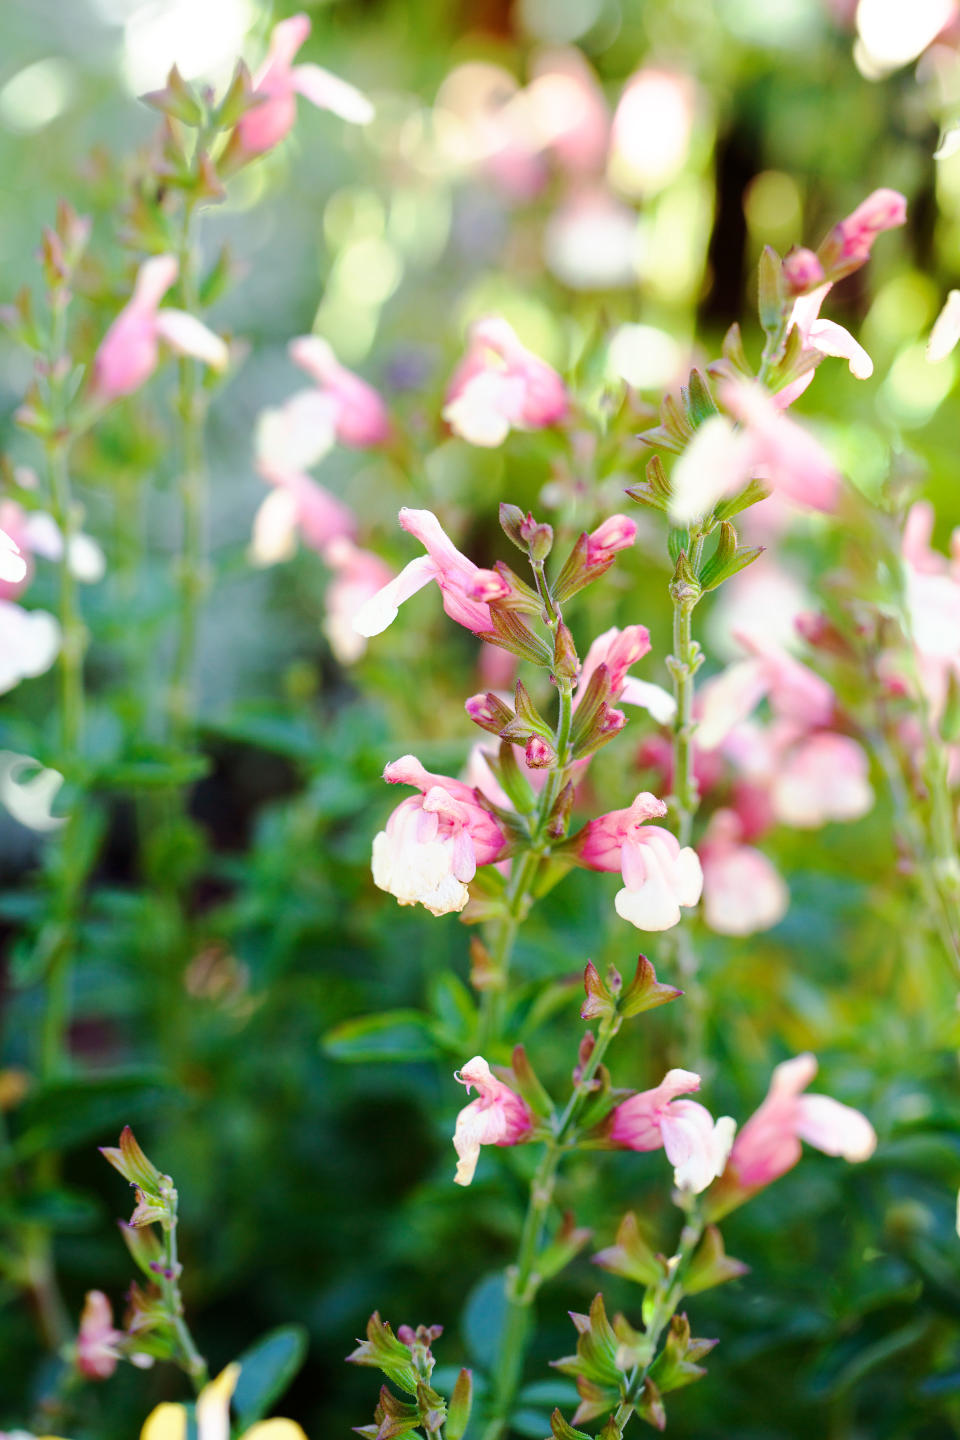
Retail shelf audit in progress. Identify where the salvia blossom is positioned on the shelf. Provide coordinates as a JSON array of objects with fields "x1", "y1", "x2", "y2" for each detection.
[
  {"x1": 770, "y1": 731, "x2": 874, "y2": 829},
  {"x1": 927, "y1": 290, "x2": 960, "y2": 364},
  {"x1": 0, "y1": 529, "x2": 26, "y2": 586},
  {"x1": 696, "y1": 635, "x2": 834, "y2": 751},
  {"x1": 699, "y1": 810, "x2": 789, "y2": 937},
  {"x1": 76, "y1": 1290, "x2": 122, "y2": 1380},
  {"x1": 722, "y1": 1053, "x2": 876, "y2": 1198},
  {"x1": 453, "y1": 1056, "x2": 533, "y2": 1185},
  {"x1": 576, "y1": 792, "x2": 703, "y2": 931},
  {"x1": 255, "y1": 389, "x2": 340, "y2": 480},
  {"x1": 141, "y1": 1360, "x2": 307, "y2": 1440},
  {"x1": 322, "y1": 539, "x2": 394, "y2": 663},
  {"x1": 775, "y1": 282, "x2": 873, "y2": 408},
  {"x1": 609, "y1": 1069, "x2": 735, "y2": 1193},
  {"x1": 249, "y1": 475, "x2": 356, "y2": 568},
  {"x1": 668, "y1": 381, "x2": 840, "y2": 525},
  {"x1": 92, "y1": 255, "x2": 228, "y2": 401},
  {"x1": 371, "y1": 756, "x2": 508, "y2": 915},
  {"x1": 0, "y1": 602, "x2": 60, "y2": 696},
  {"x1": 576, "y1": 624, "x2": 676, "y2": 724},
  {"x1": 235, "y1": 12, "x2": 373, "y2": 158},
  {"x1": 289, "y1": 336, "x2": 391, "y2": 448},
  {"x1": 817, "y1": 187, "x2": 907, "y2": 280},
  {"x1": 443, "y1": 317, "x2": 568, "y2": 447},
  {"x1": 608, "y1": 69, "x2": 696, "y2": 196},
  {"x1": 354, "y1": 508, "x2": 510, "y2": 639}
]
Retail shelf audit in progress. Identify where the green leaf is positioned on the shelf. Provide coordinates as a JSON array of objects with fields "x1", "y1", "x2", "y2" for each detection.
[
  {"x1": 322, "y1": 1011, "x2": 441, "y2": 1063},
  {"x1": 233, "y1": 1325, "x2": 309, "y2": 1428},
  {"x1": 13, "y1": 1071, "x2": 171, "y2": 1162},
  {"x1": 462, "y1": 1271, "x2": 507, "y2": 1370}
]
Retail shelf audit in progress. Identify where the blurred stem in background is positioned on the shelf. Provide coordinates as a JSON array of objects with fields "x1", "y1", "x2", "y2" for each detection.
[
  {"x1": 667, "y1": 533, "x2": 706, "y2": 1068},
  {"x1": 483, "y1": 1008, "x2": 622, "y2": 1440},
  {"x1": 169, "y1": 194, "x2": 209, "y2": 747}
]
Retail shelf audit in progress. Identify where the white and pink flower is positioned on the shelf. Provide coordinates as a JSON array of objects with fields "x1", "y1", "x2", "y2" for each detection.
[
  {"x1": 372, "y1": 756, "x2": 508, "y2": 916},
  {"x1": 443, "y1": 318, "x2": 568, "y2": 448},
  {"x1": 453, "y1": 1056, "x2": 533, "y2": 1185},
  {"x1": 609, "y1": 1069, "x2": 735, "y2": 1194},
  {"x1": 289, "y1": 336, "x2": 390, "y2": 449},
  {"x1": 354, "y1": 508, "x2": 510, "y2": 639},
  {"x1": 92, "y1": 255, "x2": 228, "y2": 401},
  {"x1": 576, "y1": 792, "x2": 703, "y2": 931},
  {"x1": 235, "y1": 12, "x2": 373, "y2": 158}
]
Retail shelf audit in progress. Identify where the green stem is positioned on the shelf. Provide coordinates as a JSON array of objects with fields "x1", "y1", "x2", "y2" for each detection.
[
  {"x1": 667, "y1": 535, "x2": 705, "y2": 1065},
  {"x1": 611, "y1": 1212, "x2": 705, "y2": 1434},
  {"x1": 482, "y1": 1014, "x2": 622, "y2": 1440},
  {"x1": 478, "y1": 679, "x2": 575, "y2": 1047},
  {"x1": 168, "y1": 198, "x2": 209, "y2": 746},
  {"x1": 159, "y1": 1189, "x2": 208, "y2": 1393}
]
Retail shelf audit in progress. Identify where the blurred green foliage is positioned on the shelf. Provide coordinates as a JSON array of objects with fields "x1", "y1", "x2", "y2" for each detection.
[{"x1": 1, "y1": 1, "x2": 960, "y2": 1437}]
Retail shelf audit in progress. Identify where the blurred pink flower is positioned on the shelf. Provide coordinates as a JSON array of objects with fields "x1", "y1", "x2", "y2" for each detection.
[
  {"x1": 443, "y1": 318, "x2": 568, "y2": 447},
  {"x1": 608, "y1": 70, "x2": 696, "y2": 196},
  {"x1": 699, "y1": 810, "x2": 789, "y2": 936},
  {"x1": 576, "y1": 624, "x2": 676, "y2": 724},
  {"x1": 92, "y1": 255, "x2": 228, "y2": 401},
  {"x1": 289, "y1": 336, "x2": 390, "y2": 448},
  {"x1": 249, "y1": 476, "x2": 356, "y2": 568},
  {"x1": 577, "y1": 792, "x2": 703, "y2": 931},
  {"x1": 782, "y1": 246, "x2": 825, "y2": 295},
  {"x1": 771, "y1": 731, "x2": 873, "y2": 828},
  {"x1": 725, "y1": 1054, "x2": 876, "y2": 1194},
  {"x1": 696, "y1": 637, "x2": 834, "y2": 752},
  {"x1": 775, "y1": 282, "x2": 873, "y2": 408},
  {"x1": 0, "y1": 601, "x2": 60, "y2": 695},
  {"x1": 236, "y1": 12, "x2": 373, "y2": 157},
  {"x1": 724, "y1": 379, "x2": 840, "y2": 512},
  {"x1": 77, "y1": 1290, "x2": 122, "y2": 1380},
  {"x1": 0, "y1": 522, "x2": 27, "y2": 591},
  {"x1": 322, "y1": 539, "x2": 393, "y2": 664},
  {"x1": 453, "y1": 1056, "x2": 532, "y2": 1186},
  {"x1": 818, "y1": 188, "x2": 907, "y2": 280},
  {"x1": 354, "y1": 508, "x2": 509, "y2": 638},
  {"x1": 372, "y1": 756, "x2": 508, "y2": 915},
  {"x1": 526, "y1": 48, "x2": 609, "y2": 175},
  {"x1": 609, "y1": 1069, "x2": 735, "y2": 1194}
]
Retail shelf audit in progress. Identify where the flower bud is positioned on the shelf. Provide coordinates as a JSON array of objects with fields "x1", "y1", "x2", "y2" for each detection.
[
  {"x1": 465, "y1": 691, "x2": 514, "y2": 734},
  {"x1": 525, "y1": 735, "x2": 556, "y2": 768},
  {"x1": 782, "y1": 246, "x2": 825, "y2": 296}
]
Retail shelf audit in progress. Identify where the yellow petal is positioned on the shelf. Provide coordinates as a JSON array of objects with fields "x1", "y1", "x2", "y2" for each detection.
[
  {"x1": 197, "y1": 1363, "x2": 242, "y2": 1440},
  {"x1": 244, "y1": 1423, "x2": 310, "y2": 1440},
  {"x1": 140, "y1": 1403, "x2": 189, "y2": 1440}
]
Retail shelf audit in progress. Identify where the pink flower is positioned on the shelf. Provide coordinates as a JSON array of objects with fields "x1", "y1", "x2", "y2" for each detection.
[
  {"x1": 771, "y1": 731, "x2": 873, "y2": 828},
  {"x1": 443, "y1": 317, "x2": 568, "y2": 447},
  {"x1": 724, "y1": 379, "x2": 840, "y2": 512},
  {"x1": 526, "y1": 49, "x2": 610, "y2": 176},
  {"x1": 576, "y1": 625, "x2": 676, "y2": 724},
  {"x1": 609, "y1": 70, "x2": 696, "y2": 196},
  {"x1": 577, "y1": 792, "x2": 703, "y2": 931},
  {"x1": 92, "y1": 255, "x2": 228, "y2": 401},
  {"x1": 249, "y1": 475, "x2": 357, "y2": 568},
  {"x1": 236, "y1": 13, "x2": 373, "y2": 157},
  {"x1": 289, "y1": 336, "x2": 390, "y2": 448},
  {"x1": 77, "y1": 1290, "x2": 123, "y2": 1380},
  {"x1": 782, "y1": 246, "x2": 825, "y2": 295},
  {"x1": 0, "y1": 525, "x2": 26, "y2": 589},
  {"x1": 818, "y1": 188, "x2": 907, "y2": 280},
  {"x1": 453, "y1": 1056, "x2": 533, "y2": 1186},
  {"x1": 353, "y1": 508, "x2": 510, "y2": 639},
  {"x1": 322, "y1": 539, "x2": 393, "y2": 664},
  {"x1": 775, "y1": 282, "x2": 873, "y2": 408},
  {"x1": 696, "y1": 637, "x2": 834, "y2": 752},
  {"x1": 725, "y1": 1054, "x2": 876, "y2": 1194},
  {"x1": 699, "y1": 810, "x2": 789, "y2": 936},
  {"x1": 609, "y1": 1069, "x2": 735, "y2": 1194},
  {"x1": 371, "y1": 756, "x2": 508, "y2": 915}
]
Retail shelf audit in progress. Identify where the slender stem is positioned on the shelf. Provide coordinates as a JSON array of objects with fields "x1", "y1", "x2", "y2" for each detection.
[
  {"x1": 158, "y1": 1188, "x2": 208, "y2": 1392},
  {"x1": 667, "y1": 536, "x2": 705, "y2": 1065},
  {"x1": 611, "y1": 1212, "x2": 705, "y2": 1434},
  {"x1": 38, "y1": 297, "x2": 88, "y2": 1082},
  {"x1": 168, "y1": 198, "x2": 209, "y2": 745},
  {"x1": 478, "y1": 679, "x2": 575, "y2": 1047},
  {"x1": 482, "y1": 1014, "x2": 622, "y2": 1440}
]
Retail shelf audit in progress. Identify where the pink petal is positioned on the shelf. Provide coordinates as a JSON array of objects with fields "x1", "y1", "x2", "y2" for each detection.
[
  {"x1": 153, "y1": 310, "x2": 229, "y2": 370},
  {"x1": 291, "y1": 64, "x2": 374, "y2": 124},
  {"x1": 353, "y1": 555, "x2": 437, "y2": 636},
  {"x1": 795, "y1": 1094, "x2": 877, "y2": 1161}
]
